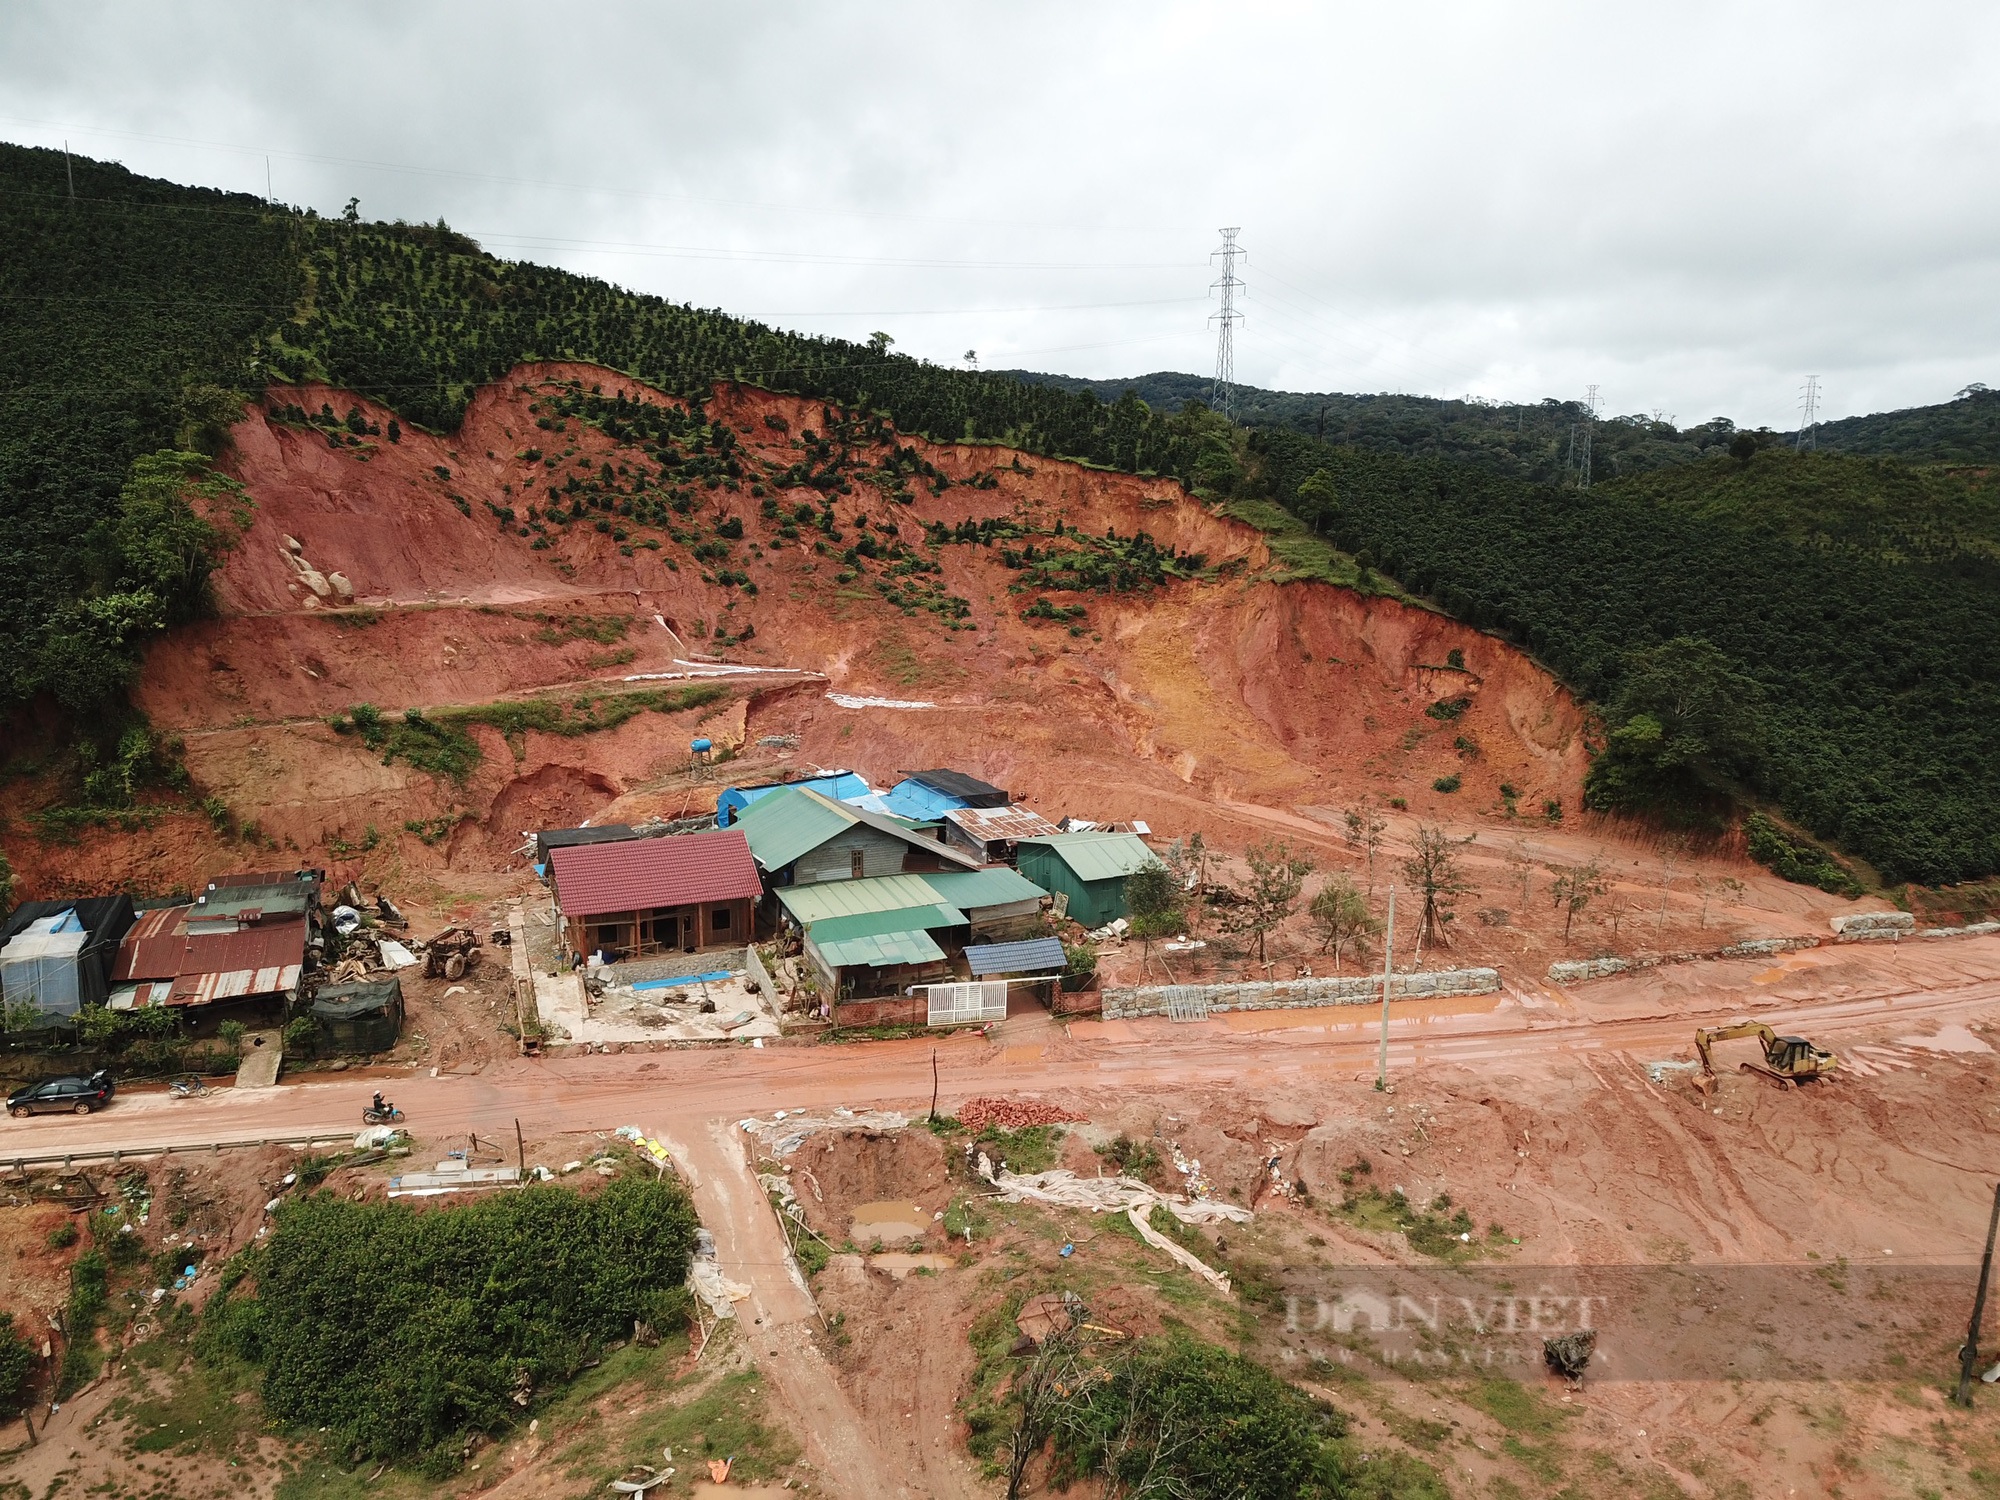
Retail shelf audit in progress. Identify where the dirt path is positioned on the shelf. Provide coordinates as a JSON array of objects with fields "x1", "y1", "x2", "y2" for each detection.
[{"x1": 661, "y1": 1116, "x2": 900, "y2": 1500}]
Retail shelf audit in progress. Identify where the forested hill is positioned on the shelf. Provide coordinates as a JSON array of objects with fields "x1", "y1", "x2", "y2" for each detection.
[
  {"x1": 4, "y1": 140, "x2": 1998, "y2": 885},
  {"x1": 1254, "y1": 429, "x2": 2000, "y2": 886},
  {"x1": 1003, "y1": 368, "x2": 2000, "y2": 483}
]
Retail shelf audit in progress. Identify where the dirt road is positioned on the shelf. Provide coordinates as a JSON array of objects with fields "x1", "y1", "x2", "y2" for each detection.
[
  {"x1": 13, "y1": 937, "x2": 1998, "y2": 1499},
  {"x1": 18, "y1": 937, "x2": 2000, "y2": 1163}
]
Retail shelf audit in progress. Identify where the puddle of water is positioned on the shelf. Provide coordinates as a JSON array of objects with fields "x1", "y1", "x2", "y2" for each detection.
[
  {"x1": 851, "y1": 1200, "x2": 930, "y2": 1242},
  {"x1": 1896, "y1": 1023, "x2": 1992, "y2": 1054}
]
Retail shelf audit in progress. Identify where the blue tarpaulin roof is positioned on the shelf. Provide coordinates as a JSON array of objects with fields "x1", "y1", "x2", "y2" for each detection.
[{"x1": 963, "y1": 936, "x2": 1067, "y2": 977}]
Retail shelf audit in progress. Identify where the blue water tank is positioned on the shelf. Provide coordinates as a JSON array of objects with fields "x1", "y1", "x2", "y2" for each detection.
[{"x1": 691, "y1": 737, "x2": 713, "y2": 754}]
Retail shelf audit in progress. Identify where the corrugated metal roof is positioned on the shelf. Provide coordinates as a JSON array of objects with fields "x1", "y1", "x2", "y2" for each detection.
[
  {"x1": 965, "y1": 937, "x2": 1067, "y2": 976},
  {"x1": 907, "y1": 768, "x2": 1009, "y2": 807},
  {"x1": 550, "y1": 829, "x2": 762, "y2": 918},
  {"x1": 534, "y1": 824, "x2": 639, "y2": 864},
  {"x1": 738, "y1": 787, "x2": 980, "y2": 873},
  {"x1": 921, "y1": 868, "x2": 1047, "y2": 910},
  {"x1": 942, "y1": 805, "x2": 1062, "y2": 842},
  {"x1": 811, "y1": 928, "x2": 946, "y2": 970},
  {"x1": 735, "y1": 786, "x2": 859, "y2": 871},
  {"x1": 778, "y1": 874, "x2": 945, "y2": 925},
  {"x1": 112, "y1": 905, "x2": 307, "y2": 1006},
  {"x1": 1016, "y1": 831, "x2": 1160, "y2": 882},
  {"x1": 807, "y1": 903, "x2": 965, "y2": 944},
  {"x1": 114, "y1": 905, "x2": 194, "y2": 982}
]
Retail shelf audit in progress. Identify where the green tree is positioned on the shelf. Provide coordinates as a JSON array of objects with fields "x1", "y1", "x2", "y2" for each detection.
[
  {"x1": 1124, "y1": 862, "x2": 1184, "y2": 963},
  {"x1": 1225, "y1": 840, "x2": 1316, "y2": 965},
  {"x1": 1401, "y1": 823, "x2": 1471, "y2": 955},
  {"x1": 1295, "y1": 467, "x2": 1339, "y2": 532},
  {"x1": 1308, "y1": 875, "x2": 1380, "y2": 972},
  {"x1": 1550, "y1": 860, "x2": 1608, "y2": 949},
  {"x1": 1585, "y1": 637, "x2": 1767, "y2": 815},
  {"x1": 1343, "y1": 803, "x2": 1387, "y2": 893},
  {"x1": 111, "y1": 451, "x2": 245, "y2": 624}
]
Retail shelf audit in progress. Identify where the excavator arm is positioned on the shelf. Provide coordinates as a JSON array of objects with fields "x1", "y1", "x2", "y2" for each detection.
[
  {"x1": 1695, "y1": 1021, "x2": 1777, "y2": 1084},
  {"x1": 1694, "y1": 1021, "x2": 1834, "y2": 1094}
]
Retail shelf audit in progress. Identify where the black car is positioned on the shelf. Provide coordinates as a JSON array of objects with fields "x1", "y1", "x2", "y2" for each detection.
[{"x1": 7, "y1": 1071, "x2": 115, "y2": 1117}]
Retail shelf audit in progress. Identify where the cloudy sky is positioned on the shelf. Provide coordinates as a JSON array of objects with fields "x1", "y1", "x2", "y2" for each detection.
[{"x1": 6, "y1": 2, "x2": 1998, "y2": 428}]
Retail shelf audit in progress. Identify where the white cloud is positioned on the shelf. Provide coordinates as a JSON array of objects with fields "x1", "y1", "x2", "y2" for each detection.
[{"x1": 5, "y1": 0, "x2": 1997, "y2": 427}]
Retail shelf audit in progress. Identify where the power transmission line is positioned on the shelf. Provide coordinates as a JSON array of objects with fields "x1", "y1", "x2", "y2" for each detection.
[
  {"x1": 1796, "y1": 375, "x2": 1820, "y2": 450},
  {"x1": 1567, "y1": 383, "x2": 1599, "y2": 489},
  {"x1": 1209, "y1": 227, "x2": 1244, "y2": 418}
]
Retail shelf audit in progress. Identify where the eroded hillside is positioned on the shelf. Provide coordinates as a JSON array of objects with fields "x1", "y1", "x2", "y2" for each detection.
[{"x1": 10, "y1": 363, "x2": 1588, "y2": 894}]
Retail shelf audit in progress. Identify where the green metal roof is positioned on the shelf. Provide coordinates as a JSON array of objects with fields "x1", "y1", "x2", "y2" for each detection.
[
  {"x1": 921, "y1": 867, "x2": 1047, "y2": 909},
  {"x1": 777, "y1": 873, "x2": 948, "y2": 925},
  {"x1": 806, "y1": 903, "x2": 965, "y2": 944},
  {"x1": 734, "y1": 786, "x2": 859, "y2": 872},
  {"x1": 811, "y1": 928, "x2": 946, "y2": 970},
  {"x1": 1017, "y1": 831, "x2": 1160, "y2": 882}
]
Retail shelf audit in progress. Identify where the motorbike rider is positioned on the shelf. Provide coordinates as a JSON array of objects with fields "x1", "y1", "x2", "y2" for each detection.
[{"x1": 370, "y1": 1091, "x2": 391, "y2": 1117}]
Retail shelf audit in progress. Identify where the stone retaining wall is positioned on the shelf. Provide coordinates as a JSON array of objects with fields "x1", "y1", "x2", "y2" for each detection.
[
  {"x1": 1547, "y1": 917, "x2": 2000, "y2": 986},
  {"x1": 1100, "y1": 967, "x2": 1501, "y2": 1020}
]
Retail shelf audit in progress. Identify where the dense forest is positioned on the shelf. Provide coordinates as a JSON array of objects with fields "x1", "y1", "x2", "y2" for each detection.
[
  {"x1": 1254, "y1": 430, "x2": 2000, "y2": 885},
  {"x1": 1006, "y1": 368, "x2": 2000, "y2": 482},
  {"x1": 3, "y1": 141, "x2": 1996, "y2": 884}
]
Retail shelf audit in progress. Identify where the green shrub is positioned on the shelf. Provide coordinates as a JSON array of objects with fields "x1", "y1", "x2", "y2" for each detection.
[
  {"x1": 1425, "y1": 696, "x2": 1470, "y2": 721},
  {"x1": 0, "y1": 1313, "x2": 35, "y2": 1416},
  {"x1": 200, "y1": 1178, "x2": 699, "y2": 1467},
  {"x1": 1432, "y1": 774, "x2": 1462, "y2": 793},
  {"x1": 1744, "y1": 812, "x2": 1864, "y2": 896},
  {"x1": 46, "y1": 1220, "x2": 78, "y2": 1250}
]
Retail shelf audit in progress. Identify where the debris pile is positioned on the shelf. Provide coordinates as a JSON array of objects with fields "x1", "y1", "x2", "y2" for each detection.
[
  {"x1": 740, "y1": 1108, "x2": 910, "y2": 1157},
  {"x1": 977, "y1": 1163, "x2": 1249, "y2": 1296},
  {"x1": 957, "y1": 1097, "x2": 1087, "y2": 1132},
  {"x1": 1544, "y1": 1328, "x2": 1597, "y2": 1383}
]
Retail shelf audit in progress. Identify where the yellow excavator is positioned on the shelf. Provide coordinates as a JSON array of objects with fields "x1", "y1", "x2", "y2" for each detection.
[{"x1": 1694, "y1": 1021, "x2": 1837, "y2": 1094}]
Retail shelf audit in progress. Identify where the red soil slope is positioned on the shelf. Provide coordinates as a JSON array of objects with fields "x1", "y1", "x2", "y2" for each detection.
[{"x1": 9, "y1": 363, "x2": 1589, "y2": 896}]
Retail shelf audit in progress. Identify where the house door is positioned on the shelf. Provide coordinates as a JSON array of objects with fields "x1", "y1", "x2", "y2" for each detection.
[{"x1": 680, "y1": 912, "x2": 697, "y2": 951}]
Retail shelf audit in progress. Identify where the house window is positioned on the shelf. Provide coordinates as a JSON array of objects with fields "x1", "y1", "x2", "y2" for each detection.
[
  {"x1": 710, "y1": 905, "x2": 733, "y2": 934},
  {"x1": 850, "y1": 849, "x2": 865, "y2": 879}
]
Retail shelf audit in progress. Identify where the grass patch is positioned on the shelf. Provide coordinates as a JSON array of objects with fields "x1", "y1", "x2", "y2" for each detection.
[
  {"x1": 557, "y1": 1363, "x2": 798, "y2": 1488},
  {"x1": 1329, "y1": 1182, "x2": 1493, "y2": 1261},
  {"x1": 977, "y1": 1124, "x2": 1063, "y2": 1174},
  {"x1": 112, "y1": 1352, "x2": 263, "y2": 1457}
]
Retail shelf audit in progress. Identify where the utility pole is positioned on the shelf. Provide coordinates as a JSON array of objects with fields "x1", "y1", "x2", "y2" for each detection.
[
  {"x1": 1956, "y1": 1181, "x2": 2000, "y2": 1406},
  {"x1": 1796, "y1": 375, "x2": 1820, "y2": 451},
  {"x1": 266, "y1": 155, "x2": 273, "y2": 206},
  {"x1": 1375, "y1": 885, "x2": 1396, "y2": 1091},
  {"x1": 63, "y1": 140, "x2": 74, "y2": 204},
  {"x1": 1209, "y1": 227, "x2": 1245, "y2": 419}
]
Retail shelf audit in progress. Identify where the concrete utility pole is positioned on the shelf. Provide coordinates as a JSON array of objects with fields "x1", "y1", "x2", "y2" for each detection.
[
  {"x1": 1375, "y1": 885, "x2": 1396, "y2": 1091},
  {"x1": 63, "y1": 141, "x2": 74, "y2": 203},
  {"x1": 1209, "y1": 228, "x2": 1245, "y2": 419}
]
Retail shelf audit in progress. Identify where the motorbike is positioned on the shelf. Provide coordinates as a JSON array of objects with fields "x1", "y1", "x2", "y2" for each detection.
[
  {"x1": 361, "y1": 1103, "x2": 405, "y2": 1125},
  {"x1": 167, "y1": 1074, "x2": 212, "y2": 1100}
]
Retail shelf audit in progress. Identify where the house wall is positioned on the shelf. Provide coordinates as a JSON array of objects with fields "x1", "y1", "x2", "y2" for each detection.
[
  {"x1": 964, "y1": 900, "x2": 1047, "y2": 943},
  {"x1": 941, "y1": 820, "x2": 990, "y2": 863},
  {"x1": 1017, "y1": 848, "x2": 1127, "y2": 927},
  {"x1": 565, "y1": 898, "x2": 751, "y2": 960},
  {"x1": 791, "y1": 825, "x2": 944, "y2": 884}
]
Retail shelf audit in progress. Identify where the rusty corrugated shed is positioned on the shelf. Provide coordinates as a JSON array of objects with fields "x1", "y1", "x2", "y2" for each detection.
[{"x1": 110, "y1": 904, "x2": 306, "y2": 1007}]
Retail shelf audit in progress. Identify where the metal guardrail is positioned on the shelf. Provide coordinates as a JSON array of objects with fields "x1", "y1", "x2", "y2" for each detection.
[{"x1": 4, "y1": 1131, "x2": 357, "y2": 1173}]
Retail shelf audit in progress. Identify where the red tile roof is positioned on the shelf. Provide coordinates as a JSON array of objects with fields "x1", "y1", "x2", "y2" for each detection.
[
  {"x1": 550, "y1": 830, "x2": 763, "y2": 918},
  {"x1": 112, "y1": 905, "x2": 307, "y2": 1006}
]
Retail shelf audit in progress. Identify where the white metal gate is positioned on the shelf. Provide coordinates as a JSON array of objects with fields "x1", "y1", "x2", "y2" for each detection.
[
  {"x1": 926, "y1": 981, "x2": 1009, "y2": 1026},
  {"x1": 1162, "y1": 986, "x2": 1212, "y2": 1022}
]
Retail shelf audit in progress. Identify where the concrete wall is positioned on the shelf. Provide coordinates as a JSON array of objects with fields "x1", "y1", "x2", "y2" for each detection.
[{"x1": 1099, "y1": 966, "x2": 1500, "y2": 1019}]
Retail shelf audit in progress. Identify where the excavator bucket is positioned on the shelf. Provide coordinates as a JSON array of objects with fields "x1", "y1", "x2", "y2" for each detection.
[{"x1": 1693, "y1": 1071, "x2": 1718, "y2": 1098}]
